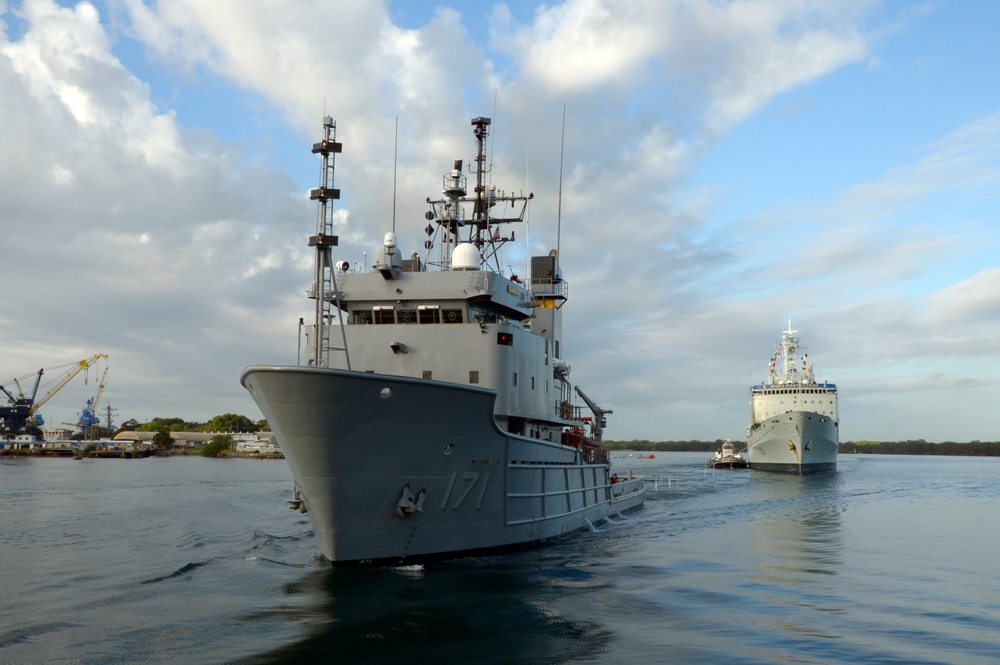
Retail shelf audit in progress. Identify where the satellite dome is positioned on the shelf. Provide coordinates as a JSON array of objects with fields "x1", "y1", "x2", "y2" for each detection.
[{"x1": 452, "y1": 243, "x2": 480, "y2": 270}]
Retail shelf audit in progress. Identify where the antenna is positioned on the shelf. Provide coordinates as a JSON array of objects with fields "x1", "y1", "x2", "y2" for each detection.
[
  {"x1": 556, "y1": 104, "x2": 566, "y2": 258},
  {"x1": 489, "y1": 90, "x2": 498, "y2": 195},
  {"x1": 525, "y1": 146, "x2": 530, "y2": 283},
  {"x1": 392, "y1": 116, "x2": 399, "y2": 233}
]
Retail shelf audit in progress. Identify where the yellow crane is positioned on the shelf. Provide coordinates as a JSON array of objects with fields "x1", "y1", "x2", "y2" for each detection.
[
  {"x1": 92, "y1": 368, "x2": 108, "y2": 417},
  {"x1": 30, "y1": 354, "x2": 108, "y2": 418}
]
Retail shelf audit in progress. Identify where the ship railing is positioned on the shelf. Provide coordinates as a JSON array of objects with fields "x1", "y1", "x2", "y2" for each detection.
[
  {"x1": 557, "y1": 401, "x2": 595, "y2": 427},
  {"x1": 430, "y1": 199, "x2": 465, "y2": 226},
  {"x1": 752, "y1": 382, "x2": 838, "y2": 391},
  {"x1": 530, "y1": 277, "x2": 569, "y2": 300}
]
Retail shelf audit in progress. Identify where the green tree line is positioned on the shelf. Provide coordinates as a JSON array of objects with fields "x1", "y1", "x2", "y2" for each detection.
[
  {"x1": 115, "y1": 414, "x2": 267, "y2": 451},
  {"x1": 604, "y1": 440, "x2": 723, "y2": 452},
  {"x1": 842, "y1": 440, "x2": 1000, "y2": 456},
  {"x1": 126, "y1": 413, "x2": 267, "y2": 434},
  {"x1": 604, "y1": 439, "x2": 1000, "y2": 456}
]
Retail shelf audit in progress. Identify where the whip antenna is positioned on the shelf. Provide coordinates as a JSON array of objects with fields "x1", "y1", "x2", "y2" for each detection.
[
  {"x1": 557, "y1": 105, "x2": 565, "y2": 257},
  {"x1": 392, "y1": 116, "x2": 398, "y2": 232}
]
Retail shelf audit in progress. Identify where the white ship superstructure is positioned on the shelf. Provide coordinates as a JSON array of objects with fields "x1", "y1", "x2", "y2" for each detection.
[
  {"x1": 241, "y1": 116, "x2": 644, "y2": 565},
  {"x1": 746, "y1": 321, "x2": 838, "y2": 474}
]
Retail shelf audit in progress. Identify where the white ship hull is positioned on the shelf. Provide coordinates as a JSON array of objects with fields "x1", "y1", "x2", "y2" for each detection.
[
  {"x1": 241, "y1": 366, "x2": 645, "y2": 566},
  {"x1": 747, "y1": 410, "x2": 838, "y2": 474}
]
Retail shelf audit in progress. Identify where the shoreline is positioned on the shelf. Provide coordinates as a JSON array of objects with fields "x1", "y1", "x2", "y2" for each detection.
[{"x1": 0, "y1": 448, "x2": 283, "y2": 460}]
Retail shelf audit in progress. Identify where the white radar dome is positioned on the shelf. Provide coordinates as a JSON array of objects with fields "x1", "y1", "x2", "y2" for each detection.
[
  {"x1": 383, "y1": 232, "x2": 398, "y2": 249},
  {"x1": 452, "y1": 243, "x2": 480, "y2": 270}
]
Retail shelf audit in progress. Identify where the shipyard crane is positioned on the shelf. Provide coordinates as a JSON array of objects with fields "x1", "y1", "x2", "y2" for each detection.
[
  {"x1": 1, "y1": 375, "x2": 32, "y2": 405},
  {"x1": 68, "y1": 367, "x2": 109, "y2": 433},
  {"x1": 0, "y1": 371, "x2": 42, "y2": 432},
  {"x1": 1, "y1": 354, "x2": 108, "y2": 434},
  {"x1": 31, "y1": 354, "x2": 108, "y2": 419},
  {"x1": 11, "y1": 371, "x2": 43, "y2": 403},
  {"x1": 91, "y1": 367, "x2": 108, "y2": 419},
  {"x1": 574, "y1": 386, "x2": 612, "y2": 441},
  {"x1": 1, "y1": 370, "x2": 42, "y2": 404}
]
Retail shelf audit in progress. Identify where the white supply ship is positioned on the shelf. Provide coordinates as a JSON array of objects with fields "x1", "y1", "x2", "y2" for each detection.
[
  {"x1": 241, "y1": 116, "x2": 644, "y2": 565},
  {"x1": 746, "y1": 321, "x2": 838, "y2": 474}
]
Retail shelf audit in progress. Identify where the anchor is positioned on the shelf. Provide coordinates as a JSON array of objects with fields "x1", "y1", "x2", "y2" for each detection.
[
  {"x1": 287, "y1": 485, "x2": 308, "y2": 513},
  {"x1": 395, "y1": 483, "x2": 426, "y2": 518},
  {"x1": 788, "y1": 440, "x2": 800, "y2": 463}
]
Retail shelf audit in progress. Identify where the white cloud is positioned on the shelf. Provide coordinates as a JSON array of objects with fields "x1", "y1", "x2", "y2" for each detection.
[
  {"x1": 3, "y1": 0, "x2": 186, "y2": 172},
  {"x1": 490, "y1": 0, "x2": 662, "y2": 92},
  {"x1": 925, "y1": 268, "x2": 1000, "y2": 329},
  {"x1": 3, "y1": 0, "x2": 998, "y2": 442},
  {"x1": 0, "y1": 0, "x2": 310, "y2": 426},
  {"x1": 489, "y1": 0, "x2": 869, "y2": 137},
  {"x1": 692, "y1": 1, "x2": 869, "y2": 134}
]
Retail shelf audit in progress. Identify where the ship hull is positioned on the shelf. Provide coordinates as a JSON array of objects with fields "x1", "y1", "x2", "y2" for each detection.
[
  {"x1": 747, "y1": 411, "x2": 838, "y2": 475},
  {"x1": 240, "y1": 365, "x2": 644, "y2": 565}
]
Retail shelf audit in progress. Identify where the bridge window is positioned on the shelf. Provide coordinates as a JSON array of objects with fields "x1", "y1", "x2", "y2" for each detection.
[
  {"x1": 418, "y1": 305, "x2": 439, "y2": 324},
  {"x1": 373, "y1": 306, "x2": 394, "y2": 324}
]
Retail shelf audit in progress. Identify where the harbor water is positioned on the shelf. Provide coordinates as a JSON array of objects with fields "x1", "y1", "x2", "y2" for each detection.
[{"x1": 2, "y1": 452, "x2": 998, "y2": 664}]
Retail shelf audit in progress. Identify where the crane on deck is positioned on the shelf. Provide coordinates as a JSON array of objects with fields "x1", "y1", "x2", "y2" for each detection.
[{"x1": 574, "y1": 386, "x2": 612, "y2": 441}]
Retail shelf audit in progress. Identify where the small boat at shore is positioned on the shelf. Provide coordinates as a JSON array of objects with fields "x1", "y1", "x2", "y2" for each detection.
[{"x1": 708, "y1": 439, "x2": 748, "y2": 469}]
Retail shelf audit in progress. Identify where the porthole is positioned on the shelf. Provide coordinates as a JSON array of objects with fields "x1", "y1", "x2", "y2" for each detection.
[{"x1": 379, "y1": 387, "x2": 393, "y2": 399}]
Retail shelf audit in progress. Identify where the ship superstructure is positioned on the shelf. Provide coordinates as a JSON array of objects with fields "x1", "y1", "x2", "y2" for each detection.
[{"x1": 746, "y1": 321, "x2": 838, "y2": 474}]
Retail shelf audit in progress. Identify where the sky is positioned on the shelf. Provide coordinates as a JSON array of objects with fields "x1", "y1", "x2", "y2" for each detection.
[{"x1": 2, "y1": 0, "x2": 999, "y2": 443}]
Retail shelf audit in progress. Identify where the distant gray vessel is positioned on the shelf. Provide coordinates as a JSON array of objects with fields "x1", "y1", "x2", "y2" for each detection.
[
  {"x1": 746, "y1": 321, "x2": 839, "y2": 474},
  {"x1": 241, "y1": 116, "x2": 644, "y2": 566}
]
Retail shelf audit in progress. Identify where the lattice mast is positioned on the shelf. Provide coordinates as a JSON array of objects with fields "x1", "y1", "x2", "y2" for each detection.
[
  {"x1": 308, "y1": 116, "x2": 350, "y2": 369},
  {"x1": 424, "y1": 117, "x2": 532, "y2": 271}
]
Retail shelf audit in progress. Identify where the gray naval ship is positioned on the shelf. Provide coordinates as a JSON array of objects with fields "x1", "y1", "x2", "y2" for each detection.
[
  {"x1": 241, "y1": 116, "x2": 645, "y2": 566},
  {"x1": 746, "y1": 321, "x2": 839, "y2": 474}
]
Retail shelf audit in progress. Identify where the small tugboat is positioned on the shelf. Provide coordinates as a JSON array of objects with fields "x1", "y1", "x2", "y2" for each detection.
[{"x1": 707, "y1": 439, "x2": 748, "y2": 469}]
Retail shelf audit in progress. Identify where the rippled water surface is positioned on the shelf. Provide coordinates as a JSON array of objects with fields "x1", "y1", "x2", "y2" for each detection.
[{"x1": 2, "y1": 453, "x2": 998, "y2": 664}]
